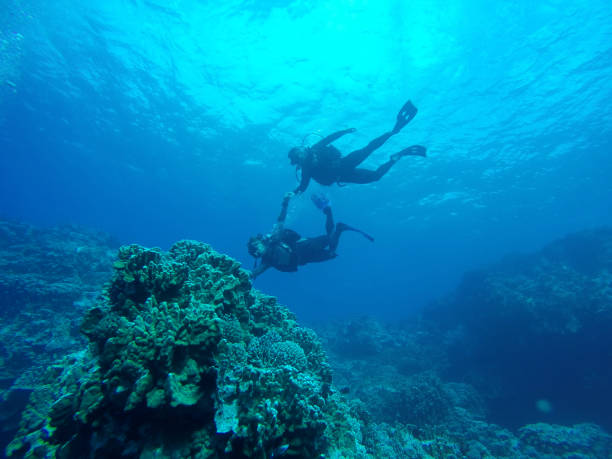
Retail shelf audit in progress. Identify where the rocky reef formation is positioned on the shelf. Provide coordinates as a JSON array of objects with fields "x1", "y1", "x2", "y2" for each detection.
[
  {"x1": 424, "y1": 227, "x2": 612, "y2": 430},
  {"x1": 0, "y1": 220, "x2": 117, "y2": 378},
  {"x1": 311, "y1": 228, "x2": 612, "y2": 457},
  {"x1": 0, "y1": 220, "x2": 117, "y2": 452},
  {"x1": 7, "y1": 241, "x2": 365, "y2": 458},
  {"x1": 317, "y1": 316, "x2": 612, "y2": 458},
  {"x1": 5, "y1": 224, "x2": 612, "y2": 458}
]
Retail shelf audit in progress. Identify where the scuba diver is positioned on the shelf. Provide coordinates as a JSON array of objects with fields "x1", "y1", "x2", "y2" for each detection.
[
  {"x1": 247, "y1": 192, "x2": 374, "y2": 279},
  {"x1": 288, "y1": 100, "x2": 427, "y2": 194}
]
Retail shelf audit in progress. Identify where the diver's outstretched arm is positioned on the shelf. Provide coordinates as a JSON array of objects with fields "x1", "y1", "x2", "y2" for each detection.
[
  {"x1": 277, "y1": 192, "x2": 293, "y2": 224},
  {"x1": 251, "y1": 263, "x2": 270, "y2": 280},
  {"x1": 313, "y1": 128, "x2": 356, "y2": 149},
  {"x1": 294, "y1": 170, "x2": 311, "y2": 194}
]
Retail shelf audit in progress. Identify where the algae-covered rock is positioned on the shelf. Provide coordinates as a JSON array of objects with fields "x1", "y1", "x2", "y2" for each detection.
[{"x1": 8, "y1": 240, "x2": 365, "y2": 458}]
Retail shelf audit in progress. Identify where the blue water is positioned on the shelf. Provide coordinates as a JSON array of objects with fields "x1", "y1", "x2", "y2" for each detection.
[{"x1": 1, "y1": 0, "x2": 611, "y2": 323}]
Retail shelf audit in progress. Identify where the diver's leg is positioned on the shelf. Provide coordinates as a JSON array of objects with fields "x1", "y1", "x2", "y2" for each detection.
[
  {"x1": 323, "y1": 206, "x2": 334, "y2": 236},
  {"x1": 340, "y1": 131, "x2": 395, "y2": 169},
  {"x1": 340, "y1": 145, "x2": 426, "y2": 184},
  {"x1": 328, "y1": 226, "x2": 344, "y2": 254},
  {"x1": 306, "y1": 248, "x2": 336, "y2": 263},
  {"x1": 296, "y1": 236, "x2": 336, "y2": 264},
  {"x1": 339, "y1": 161, "x2": 396, "y2": 184}
]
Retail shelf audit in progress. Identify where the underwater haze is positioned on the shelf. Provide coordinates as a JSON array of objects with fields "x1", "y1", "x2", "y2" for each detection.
[{"x1": 1, "y1": 0, "x2": 611, "y2": 322}]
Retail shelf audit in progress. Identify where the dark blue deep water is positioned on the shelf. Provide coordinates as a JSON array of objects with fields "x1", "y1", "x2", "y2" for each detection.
[{"x1": 1, "y1": 1, "x2": 611, "y2": 320}]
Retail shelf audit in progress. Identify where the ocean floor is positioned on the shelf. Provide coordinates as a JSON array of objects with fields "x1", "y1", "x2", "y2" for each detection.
[{"x1": 1, "y1": 219, "x2": 611, "y2": 458}]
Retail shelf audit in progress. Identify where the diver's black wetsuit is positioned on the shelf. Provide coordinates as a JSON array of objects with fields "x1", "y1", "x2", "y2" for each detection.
[
  {"x1": 292, "y1": 100, "x2": 426, "y2": 194},
  {"x1": 254, "y1": 207, "x2": 341, "y2": 277},
  {"x1": 250, "y1": 195, "x2": 372, "y2": 279},
  {"x1": 295, "y1": 130, "x2": 400, "y2": 193}
]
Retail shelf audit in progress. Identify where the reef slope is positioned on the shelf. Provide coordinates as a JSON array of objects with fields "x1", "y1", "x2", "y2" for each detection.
[{"x1": 7, "y1": 241, "x2": 364, "y2": 458}]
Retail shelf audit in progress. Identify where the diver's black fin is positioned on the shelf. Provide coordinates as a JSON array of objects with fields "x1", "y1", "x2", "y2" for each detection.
[
  {"x1": 393, "y1": 100, "x2": 418, "y2": 133},
  {"x1": 358, "y1": 229, "x2": 375, "y2": 242},
  {"x1": 391, "y1": 145, "x2": 427, "y2": 161},
  {"x1": 337, "y1": 223, "x2": 374, "y2": 242}
]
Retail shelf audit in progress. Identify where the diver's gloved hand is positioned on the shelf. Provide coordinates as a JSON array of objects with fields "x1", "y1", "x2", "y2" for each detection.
[
  {"x1": 311, "y1": 193, "x2": 331, "y2": 211},
  {"x1": 282, "y1": 191, "x2": 294, "y2": 205}
]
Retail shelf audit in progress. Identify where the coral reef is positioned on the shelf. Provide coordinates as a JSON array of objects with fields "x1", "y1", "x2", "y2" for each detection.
[
  {"x1": 0, "y1": 220, "x2": 117, "y2": 377},
  {"x1": 0, "y1": 220, "x2": 117, "y2": 452},
  {"x1": 423, "y1": 228, "x2": 612, "y2": 430},
  {"x1": 4, "y1": 223, "x2": 612, "y2": 458},
  {"x1": 317, "y1": 315, "x2": 612, "y2": 458},
  {"x1": 7, "y1": 241, "x2": 365, "y2": 458},
  {"x1": 519, "y1": 423, "x2": 612, "y2": 458}
]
